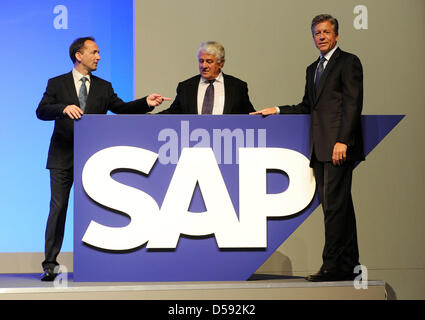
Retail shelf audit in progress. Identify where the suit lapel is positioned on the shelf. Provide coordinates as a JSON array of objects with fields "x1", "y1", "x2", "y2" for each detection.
[
  {"x1": 188, "y1": 76, "x2": 200, "y2": 114},
  {"x1": 309, "y1": 61, "x2": 318, "y2": 105},
  {"x1": 64, "y1": 72, "x2": 79, "y2": 105},
  {"x1": 85, "y1": 74, "x2": 98, "y2": 113},
  {"x1": 192, "y1": 77, "x2": 200, "y2": 114},
  {"x1": 315, "y1": 48, "x2": 341, "y2": 103},
  {"x1": 222, "y1": 73, "x2": 233, "y2": 114}
]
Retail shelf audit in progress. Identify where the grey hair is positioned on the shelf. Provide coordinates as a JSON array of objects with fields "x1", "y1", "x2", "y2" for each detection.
[
  {"x1": 197, "y1": 41, "x2": 225, "y2": 64},
  {"x1": 311, "y1": 14, "x2": 339, "y2": 35}
]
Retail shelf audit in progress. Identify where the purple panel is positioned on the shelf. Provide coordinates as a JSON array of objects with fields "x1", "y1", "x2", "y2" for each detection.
[{"x1": 73, "y1": 114, "x2": 403, "y2": 282}]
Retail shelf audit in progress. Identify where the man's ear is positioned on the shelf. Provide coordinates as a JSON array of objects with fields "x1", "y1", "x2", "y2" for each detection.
[{"x1": 75, "y1": 51, "x2": 82, "y2": 63}]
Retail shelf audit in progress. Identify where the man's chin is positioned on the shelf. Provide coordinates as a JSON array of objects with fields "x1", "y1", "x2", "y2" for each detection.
[{"x1": 201, "y1": 73, "x2": 213, "y2": 80}]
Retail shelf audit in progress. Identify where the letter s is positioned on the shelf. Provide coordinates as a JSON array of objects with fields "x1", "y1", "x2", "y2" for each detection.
[{"x1": 81, "y1": 146, "x2": 159, "y2": 250}]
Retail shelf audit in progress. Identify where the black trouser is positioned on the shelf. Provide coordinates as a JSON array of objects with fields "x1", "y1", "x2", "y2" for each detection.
[
  {"x1": 311, "y1": 156, "x2": 360, "y2": 274},
  {"x1": 42, "y1": 168, "x2": 73, "y2": 270}
]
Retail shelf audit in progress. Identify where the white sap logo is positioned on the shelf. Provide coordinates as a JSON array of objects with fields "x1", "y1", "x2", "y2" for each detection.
[{"x1": 81, "y1": 146, "x2": 315, "y2": 251}]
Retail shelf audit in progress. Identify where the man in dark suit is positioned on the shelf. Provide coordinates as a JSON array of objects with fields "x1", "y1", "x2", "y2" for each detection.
[
  {"x1": 159, "y1": 41, "x2": 255, "y2": 114},
  {"x1": 36, "y1": 37, "x2": 170, "y2": 281},
  {"x1": 251, "y1": 14, "x2": 364, "y2": 281}
]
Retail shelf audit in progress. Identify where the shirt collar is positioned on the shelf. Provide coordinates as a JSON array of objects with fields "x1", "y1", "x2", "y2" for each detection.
[
  {"x1": 200, "y1": 72, "x2": 223, "y2": 84},
  {"x1": 321, "y1": 45, "x2": 338, "y2": 61},
  {"x1": 72, "y1": 68, "x2": 91, "y2": 83}
]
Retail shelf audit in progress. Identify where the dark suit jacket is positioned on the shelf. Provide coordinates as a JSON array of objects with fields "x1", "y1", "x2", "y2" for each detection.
[
  {"x1": 278, "y1": 48, "x2": 365, "y2": 164},
  {"x1": 36, "y1": 71, "x2": 152, "y2": 169},
  {"x1": 160, "y1": 73, "x2": 255, "y2": 114}
]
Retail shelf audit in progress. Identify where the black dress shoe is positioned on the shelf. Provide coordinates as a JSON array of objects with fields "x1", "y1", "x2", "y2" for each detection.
[
  {"x1": 40, "y1": 268, "x2": 58, "y2": 282},
  {"x1": 306, "y1": 269, "x2": 354, "y2": 282}
]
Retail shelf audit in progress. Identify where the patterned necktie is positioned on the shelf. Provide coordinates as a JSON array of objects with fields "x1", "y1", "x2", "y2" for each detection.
[
  {"x1": 315, "y1": 57, "x2": 326, "y2": 91},
  {"x1": 79, "y1": 77, "x2": 88, "y2": 111},
  {"x1": 201, "y1": 80, "x2": 215, "y2": 114}
]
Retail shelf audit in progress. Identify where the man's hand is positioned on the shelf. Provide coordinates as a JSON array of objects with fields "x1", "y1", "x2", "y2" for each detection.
[
  {"x1": 146, "y1": 94, "x2": 172, "y2": 107},
  {"x1": 63, "y1": 105, "x2": 83, "y2": 120},
  {"x1": 332, "y1": 142, "x2": 348, "y2": 166},
  {"x1": 249, "y1": 107, "x2": 278, "y2": 116}
]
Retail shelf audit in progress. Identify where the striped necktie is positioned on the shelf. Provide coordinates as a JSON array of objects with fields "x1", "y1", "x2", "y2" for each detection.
[
  {"x1": 201, "y1": 80, "x2": 215, "y2": 114},
  {"x1": 79, "y1": 77, "x2": 88, "y2": 111},
  {"x1": 315, "y1": 57, "x2": 326, "y2": 92}
]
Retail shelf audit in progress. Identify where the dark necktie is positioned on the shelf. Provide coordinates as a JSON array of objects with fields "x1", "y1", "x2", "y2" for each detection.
[
  {"x1": 79, "y1": 77, "x2": 88, "y2": 111},
  {"x1": 201, "y1": 80, "x2": 215, "y2": 114},
  {"x1": 315, "y1": 57, "x2": 326, "y2": 91}
]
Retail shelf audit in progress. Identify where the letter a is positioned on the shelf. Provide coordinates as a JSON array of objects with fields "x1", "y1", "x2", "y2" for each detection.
[
  {"x1": 53, "y1": 5, "x2": 68, "y2": 30},
  {"x1": 148, "y1": 148, "x2": 239, "y2": 248},
  {"x1": 353, "y1": 5, "x2": 368, "y2": 30}
]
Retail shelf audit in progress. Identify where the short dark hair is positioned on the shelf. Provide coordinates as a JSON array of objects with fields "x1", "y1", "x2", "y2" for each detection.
[
  {"x1": 311, "y1": 14, "x2": 339, "y2": 35},
  {"x1": 69, "y1": 37, "x2": 95, "y2": 64}
]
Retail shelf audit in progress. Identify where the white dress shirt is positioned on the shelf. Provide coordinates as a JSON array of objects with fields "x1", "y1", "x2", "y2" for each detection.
[
  {"x1": 72, "y1": 68, "x2": 91, "y2": 97},
  {"x1": 320, "y1": 45, "x2": 338, "y2": 69},
  {"x1": 197, "y1": 72, "x2": 225, "y2": 114}
]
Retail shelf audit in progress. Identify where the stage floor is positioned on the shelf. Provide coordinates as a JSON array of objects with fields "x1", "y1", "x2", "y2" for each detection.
[{"x1": 0, "y1": 273, "x2": 387, "y2": 300}]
